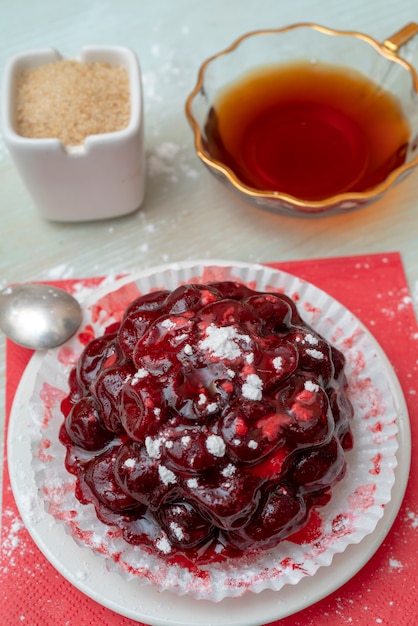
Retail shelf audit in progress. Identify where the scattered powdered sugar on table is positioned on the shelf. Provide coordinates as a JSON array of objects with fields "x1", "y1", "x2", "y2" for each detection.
[
  {"x1": 141, "y1": 40, "x2": 201, "y2": 184},
  {"x1": 148, "y1": 142, "x2": 180, "y2": 177},
  {"x1": 388, "y1": 558, "x2": 403, "y2": 570},
  {"x1": 2, "y1": 510, "x2": 24, "y2": 558},
  {"x1": 405, "y1": 509, "x2": 418, "y2": 529},
  {"x1": 0, "y1": 508, "x2": 34, "y2": 575},
  {"x1": 147, "y1": 141, "x2": 199, "y2": 183},
  {"x1": 42, "y1": 263, "x2": 76, "y2": 280}
]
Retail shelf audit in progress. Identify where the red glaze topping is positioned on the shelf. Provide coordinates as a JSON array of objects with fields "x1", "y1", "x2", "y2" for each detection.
[{"x1": 59, "y1": 281, "x2": 353, "y2": 561}]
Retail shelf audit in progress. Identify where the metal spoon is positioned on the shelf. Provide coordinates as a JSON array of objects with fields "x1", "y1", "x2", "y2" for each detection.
[{"x1": 0, "y1": 283, "x2": 83, "y2": 350}]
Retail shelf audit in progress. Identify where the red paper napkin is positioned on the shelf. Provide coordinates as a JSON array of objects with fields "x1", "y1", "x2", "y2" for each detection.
[{"x1": 2, "y1": 252, "x2": 418, "y2": 626}]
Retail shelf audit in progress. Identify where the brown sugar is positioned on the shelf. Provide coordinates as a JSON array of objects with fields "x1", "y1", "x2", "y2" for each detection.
[{"x1": 16, "y1": 59, "x2": 131, "y2": 146}]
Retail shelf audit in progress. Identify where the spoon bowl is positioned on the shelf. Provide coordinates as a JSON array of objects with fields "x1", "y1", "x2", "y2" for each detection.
[{"x1": 0, "y1": 284, "x2": 83, "y2": 350}]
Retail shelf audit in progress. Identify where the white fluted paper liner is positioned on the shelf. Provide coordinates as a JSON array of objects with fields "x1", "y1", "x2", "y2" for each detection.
[{"x1": 29, "y1": 261, "x2": 400, "y2": 601}]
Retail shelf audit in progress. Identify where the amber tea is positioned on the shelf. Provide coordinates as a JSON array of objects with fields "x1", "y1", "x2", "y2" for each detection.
[{"x1": 203, "y1": 62, "x2": 410, "y2": 201}]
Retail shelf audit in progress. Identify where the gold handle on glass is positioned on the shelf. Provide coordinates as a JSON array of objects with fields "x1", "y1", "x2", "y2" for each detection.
[{"x1": 383, "y1": 22, "x2": 418, "y2": 53}]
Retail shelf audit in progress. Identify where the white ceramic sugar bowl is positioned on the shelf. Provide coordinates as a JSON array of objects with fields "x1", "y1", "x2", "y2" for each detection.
[{"x1": 2, "y1": 45, "x2": 145, "y2": 222}]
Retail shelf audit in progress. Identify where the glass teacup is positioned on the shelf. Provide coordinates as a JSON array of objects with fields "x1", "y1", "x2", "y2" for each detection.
[{"x1": 186, "y1": 23, "x2": 418, "y2": 217}]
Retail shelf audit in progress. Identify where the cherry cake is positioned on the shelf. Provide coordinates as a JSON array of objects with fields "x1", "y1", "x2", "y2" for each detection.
[{"x1": 59, "y1": 281, "x2": 354, "y2": 562}]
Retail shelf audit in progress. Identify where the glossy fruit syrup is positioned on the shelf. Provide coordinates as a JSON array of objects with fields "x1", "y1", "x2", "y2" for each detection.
[
  {"x1": 59, "y1": 281, "x2": 354, "y2": 564},
  {"x1": 203, "y1": 62, "x2": 410, "y2": 200}
]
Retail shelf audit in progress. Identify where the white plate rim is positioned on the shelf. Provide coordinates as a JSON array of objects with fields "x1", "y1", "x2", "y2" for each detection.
[{"x1": 7, "y1": 260, "x2": 411, "y2": 625}]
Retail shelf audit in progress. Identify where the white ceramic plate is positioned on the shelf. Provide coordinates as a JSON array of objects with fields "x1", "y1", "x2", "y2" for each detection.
[{"x1": 8, "y1": 261, "x2": 411, "y2": 624}]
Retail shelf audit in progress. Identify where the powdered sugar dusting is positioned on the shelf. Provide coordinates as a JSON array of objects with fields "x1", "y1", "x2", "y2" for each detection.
[
  {"x1": 169, "y1": 521, "x2": 185, "y2": 541},
  {"x1": 155, "y1": 535, "x2": 172, "y2": 554},
  {"x1": 222, "y1": 464, "x2": 236, "y2": 478},
  {"x1": 132, "y1": 367, "x2": 149, "y2": 383},
  {"x1": 273, "y1": 356, "x2": 283, "y2": 371},
  {"x1": 242, "y1": 373, "x2": 263, "y2": 400},
  {"x1": 1, "y1": 512, "x2": 25, "y2": 561},
  {"x1": 305, "y1": 333, "x2": 319, "y2": 346},
  {"x1": 145, "y1": 436, "x2": 163, "y2": 459},
  {"x1": 305, "y1": 380, "x2": 320, "y2": 392},
  {"x1": 20, "y1": 262, "x2": 401, "y2": 602},
  {"x1": 405, "y1": 510, "x2": 418, "y2": 529},
  {"x1": 158, "y1": 465, "x2": 177, "y2": 485},
  {"x1": 199, "y1": 324, "x2": 251, "y2": 360},
  {"x1": 306, "y1": 348, "x2": 324, "y2": 360},
  {"x1": 205, "y1": 434, "x2": 226, "y2": 457}
]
